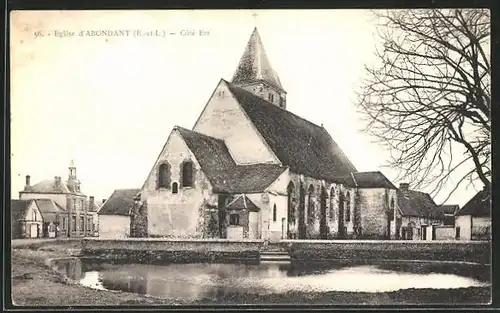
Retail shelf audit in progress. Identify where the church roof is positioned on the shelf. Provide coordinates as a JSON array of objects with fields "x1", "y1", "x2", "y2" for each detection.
[
  {"x1": 98, "y1": 189, "x2": 141, "y2": 216},
  {"x1": 225, "y1": 82, "x2": 357, "y2": 182},
  {"x1": 339, "y1": 171, "x2": 397, "y2": 189},
  {"x1": 456, "y1": 188, "x2": 491, "y2": 217},
  {"x1": 231, "y1": 28, "x2": 284, "y2": 91},
  {"x1": 397, "y1": 189, "x2": 444, "y2": 220},
  {"x1": 177, "y1": 127, "x2": 287, "y2": 193}
]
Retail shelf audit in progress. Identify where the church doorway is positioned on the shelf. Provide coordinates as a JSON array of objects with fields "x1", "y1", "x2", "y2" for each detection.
[
  {"x1": 298, "y1": 183, "x2": 306, "y2": 239},
  {"x1": 337, "y1": 194, "x2": 345, "y2": 238},
  {"x1": 319, "y1": 187, "x2": 328, "y2": 239}
]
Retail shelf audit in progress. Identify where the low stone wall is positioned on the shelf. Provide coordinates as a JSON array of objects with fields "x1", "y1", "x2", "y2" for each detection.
[
  {"x1": 81, "y1": 238, "x2": 264, "y2": 263},
  {"x1": 282, "y1": 240, "x2": 491, "y2": 264}
]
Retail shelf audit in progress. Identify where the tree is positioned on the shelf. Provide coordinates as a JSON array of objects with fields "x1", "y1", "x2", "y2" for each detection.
[{"x1": 357, "y1": 9, "x2": 491, "y2": 202}]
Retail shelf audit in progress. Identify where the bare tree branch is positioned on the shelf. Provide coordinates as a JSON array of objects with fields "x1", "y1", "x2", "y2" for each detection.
[{"x1": 357, "y1": 9, "x2": 491, "y2": 201}]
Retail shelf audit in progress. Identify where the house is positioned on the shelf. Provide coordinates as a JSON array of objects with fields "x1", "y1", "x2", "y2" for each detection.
[
  {"x1": 18, "y1": 161, "x2": 96, "y2": 237},
  {"x1": 455, "y1": 188, "x2": 491, "y2": 241},
  {"x1": 440, "y1": 204, "x2": 460, "y2": 226},
  {"x1": 395, "y1": 183, "x2": 445, "y2": 240},
  {"x1": 11, "y1": 199, "x2": 44, "y2": 239},
  {"x1": 98, "y1": 189, "x2": 141, "y2": 238},
  {"x1": 131, "y1": 28, "x2": 404, "y2": 240},
  {"x1": 33, "y1": 199, "x2": 66, "y2": 238}
]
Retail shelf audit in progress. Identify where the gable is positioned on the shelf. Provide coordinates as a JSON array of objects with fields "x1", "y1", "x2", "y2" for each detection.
[
  {"x1": 226, "y1": 82, "x2": 357, "y2": 182},
  {"x1": 25, "y1": 201, "x2": 42, "y2": 222},
  {"x1": 141, "y1": 127, "x2": 213, "y2": 194},
  {"x1": 192, "y1": 79, "x2": 280, "y2": 165}
]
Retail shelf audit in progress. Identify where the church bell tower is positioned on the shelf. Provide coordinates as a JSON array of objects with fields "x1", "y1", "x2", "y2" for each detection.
[{"x1": 231, "y1": 28, "x2": 287, "y2": 109}]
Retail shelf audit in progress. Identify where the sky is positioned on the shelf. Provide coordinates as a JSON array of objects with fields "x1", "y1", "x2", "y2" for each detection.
[{"x1": 10, "y1": 9, "x2": 485, "y2": 206}]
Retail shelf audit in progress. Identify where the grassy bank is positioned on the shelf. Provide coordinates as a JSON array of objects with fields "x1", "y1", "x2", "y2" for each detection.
[
  {"x1": 11, "y1": 241, "x2": 177, "y2": 306},
  {"x1": 10, "y1": 240, "x2": 491, "y2": 306}
]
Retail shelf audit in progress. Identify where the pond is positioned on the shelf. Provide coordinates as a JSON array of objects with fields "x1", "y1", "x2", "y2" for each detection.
[{"x1": 53, "y1": 258, "x2": 490, "y2": 302}]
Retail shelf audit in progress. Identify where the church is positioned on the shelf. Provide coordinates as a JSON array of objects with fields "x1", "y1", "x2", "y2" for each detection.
[{"x1": 131, "y1": 28, "x2": 403, "y2": 241}]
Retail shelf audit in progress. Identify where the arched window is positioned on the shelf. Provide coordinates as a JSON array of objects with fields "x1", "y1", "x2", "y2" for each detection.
[
  {"x1": 345, "y1": 191, "x2": 351, "y2": 222},
  {"x1": 329, "y1": 187, "x2": 336, "y2": 222},
  {"x1": 158, "y1": 163, "x2": 171, "y2": 188},
  {"x1": 287, "y1": 182, "x2": 295, "y2": 223},
  {"x1": 307, "y1": 185, "x2": 315, "y2": 222},
  {"x1": 181, "y1": 161, "x2": 194, "y2": 187},
  {"x1": 390, "y1": 198, "x2": 395, "y2": 221},
  {"x1": 273, "y1": 204, "x2": 277, "y2": 222},
  {"x1": 172, "y1": 182, "x2": 179, "y2": 194}
]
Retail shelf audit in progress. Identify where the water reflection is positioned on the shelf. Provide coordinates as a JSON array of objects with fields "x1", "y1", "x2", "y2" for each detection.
[{"x1": 52, "y1": 258, "x2": 490, "y2": 301}]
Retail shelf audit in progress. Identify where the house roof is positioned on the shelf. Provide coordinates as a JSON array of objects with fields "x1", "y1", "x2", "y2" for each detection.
[
  {"x1": 397, "y1": 189, "x2": 444, "y2": 220},
  {"x1": 177, "y1": 127, "x2": 287, "y2": 193},
  {"x1": 23, "y1": 178, "x2": 85, "y2": 196},
  {"x1": 34, "y1": 199, "x2": 66, "y2": 223},
  {"x1": 98, "y1": 189, "x2": 141, "y2": 216},
  {"x1": 226, "y1": 194, "x2": 260, "y2": 212},
  {"x1": 231, "y1": 28, "x2": 284, "y2": 91},
  {"x1": 440, "y1": 204, "x2": 460, "y2": 215},
  {"x1": 226, "y1": 82, "x2": 357, "y2": 182},
  {"x1": 11, "y1": 199, "x2": 31, "y2": 221},
  {"x1": 339, "y1": 171, "x2": 397, "y2": 189},
  {"x1": 34, "y1": 199, "x2": 66, "y2": 214},
  {"x1": 456, "y1": 189, "x2": 491, "y2": 217}
]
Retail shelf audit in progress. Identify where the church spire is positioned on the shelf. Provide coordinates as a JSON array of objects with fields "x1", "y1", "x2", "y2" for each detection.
[{"x1": 231, "y1": 28, "x2": 287, "y2": 109}]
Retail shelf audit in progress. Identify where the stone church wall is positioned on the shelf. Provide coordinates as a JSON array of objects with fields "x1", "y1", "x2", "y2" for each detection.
[
  {"x1": 286, "y1": 172, "x2": 358, "y2": 240},
  {"x1": 141, "y1": 129, "x2": 214, "y2": 238},
  {"x1": 357, "y1": 188, "x2": 397, "y2": 239}
]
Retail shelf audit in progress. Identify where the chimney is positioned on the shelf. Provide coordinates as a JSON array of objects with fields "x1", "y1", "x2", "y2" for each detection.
[
  {"x1": 89, "y1": 196, "x2": 94, "y2": 210},
  {"x1": 25, "y1": 175, "x2": 31, "y2": 187},
  {"x1": 399, "y1": 183, "x2": 409, "y2": 192}
]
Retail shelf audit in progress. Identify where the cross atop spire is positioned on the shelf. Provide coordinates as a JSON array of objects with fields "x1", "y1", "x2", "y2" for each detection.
[{"x1": 231, "y1": 27, "x2": 284, "y2": 91}]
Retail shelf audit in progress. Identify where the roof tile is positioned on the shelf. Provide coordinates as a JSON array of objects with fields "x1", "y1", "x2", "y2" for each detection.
[
  {"x1": 177, "y1": 127, "x2": 286, "y2": 193},
  {"x1": 98, "y1": 189, "x2": 141, "y2": 216},
  {"x1": 456, "y1": 189, "x2": 491, "y2": 217},
  {"x1": 226, "y1": 83, "x2": 357, "y2": 182},
  {"x1": 397, "y1": 189, "x2": 444, "y2": 220}
]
